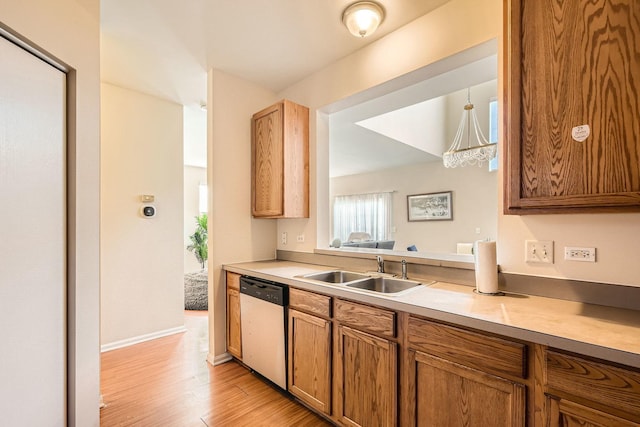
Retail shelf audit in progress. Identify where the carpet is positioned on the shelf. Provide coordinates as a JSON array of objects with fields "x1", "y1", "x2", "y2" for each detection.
[{"x1": 184, "y1": 269, "x2": 208, "y2": 310}]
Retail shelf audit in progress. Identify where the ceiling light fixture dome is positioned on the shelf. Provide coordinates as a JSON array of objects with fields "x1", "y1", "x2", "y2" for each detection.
[{"x1": 342, "y1": 1, "x2": 385, "y2": 38}]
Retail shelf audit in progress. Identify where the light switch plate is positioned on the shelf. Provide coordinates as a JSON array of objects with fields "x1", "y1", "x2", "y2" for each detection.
[{"x1": 525, "y1": 240, "x2": 554, "y2": 264}]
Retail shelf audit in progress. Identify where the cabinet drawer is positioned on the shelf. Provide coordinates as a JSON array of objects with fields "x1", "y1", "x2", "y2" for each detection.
[
  {"x1": 334, "y1": 299, "x2": 395, "y2": 338},
  {"x1": 289, "y1": 288, "x2": 331, "y2": 318},
  {"x1": 546, "y1": 350, "x2": 640, "y2": 419},
  {"x1": 408, "y1": 317, "x2": 527, "y2": 379},
  {"x1": 227, "y1": 272, "x2": 240, "y2": 291}
]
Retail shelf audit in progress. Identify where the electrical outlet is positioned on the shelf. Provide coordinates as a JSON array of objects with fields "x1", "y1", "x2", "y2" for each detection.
[
  {"x1": 281, "y1": 232, "x2": 287, "y2": 245},
  {"x1": 564, "y1": 247, "x2": 596, "y2": 262},
  {"x1": 525, "y1": 240, "x2": 554, "y2": 263},
  {"x1": 296, "y1": 234, "x2": 305, "y2": 243}
]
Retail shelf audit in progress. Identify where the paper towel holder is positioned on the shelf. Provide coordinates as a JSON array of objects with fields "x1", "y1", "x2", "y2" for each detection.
[
  {"x1": 473, "y1": 289, "x2": 505, "y2": 296},
  {"x1": 474, "y1": 239, "x2": 501, "y2": 295}
]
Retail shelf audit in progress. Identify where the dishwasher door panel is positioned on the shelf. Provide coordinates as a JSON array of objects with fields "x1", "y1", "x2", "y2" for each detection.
[{"x1": 240, "y1": 293, "x2": 287, "y2": 389}]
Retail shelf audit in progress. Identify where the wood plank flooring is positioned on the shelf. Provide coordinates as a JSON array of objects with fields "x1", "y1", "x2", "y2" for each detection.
[{"x1": 101, "y1": 310, "x2": 332, "y2": 426}]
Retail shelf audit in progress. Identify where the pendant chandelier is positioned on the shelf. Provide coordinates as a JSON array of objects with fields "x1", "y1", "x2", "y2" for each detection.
[{"x1": 443, "y1": 89, "x2": 497, "y2": 168}]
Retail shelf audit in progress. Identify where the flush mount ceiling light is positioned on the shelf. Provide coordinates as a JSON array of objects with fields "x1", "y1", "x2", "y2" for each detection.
[
  {"x1": 342, "y1": 1, "x2": 385, "y2": 38},
  {"x1": 443, "y1": 88, "x2": 497, "y2": 168}
]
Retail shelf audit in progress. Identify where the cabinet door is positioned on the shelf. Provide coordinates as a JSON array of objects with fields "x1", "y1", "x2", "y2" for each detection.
[
  {"x1": 505, "y1": 0, "x2": 640, "y2": 213},
  {"x1": 226, "y1": 273, "x2": 242, "y2": 358},
  {"x1": 252, "y1": 104, "x2": 284, "y2": 217},
  {"x1": 252, "y1": 100, "x2": 309, "y2": 218},
  {"x1": 335, "y1": 325, "x2": 397, "y2": 427},
  {"x1": 545, "y1": 350, "x2": 640, "y2": 424},
  {"x1": 411, "y1": 351, "x2": 525, "y2": 427},
  {"x1": 546, "y1": 396, "x2": 638, "y2": 427},
  {"x1": 288, "y1": 309, "x2": 332, "y2": 415}
]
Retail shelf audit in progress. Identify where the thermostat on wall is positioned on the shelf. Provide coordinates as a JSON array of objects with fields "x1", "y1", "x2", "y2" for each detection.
[{"x1": 140, "y1": 205, "x2": 156, "y2": 218}]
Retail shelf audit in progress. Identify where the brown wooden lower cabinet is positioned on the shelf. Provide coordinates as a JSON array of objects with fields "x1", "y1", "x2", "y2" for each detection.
[
  {"x1": 287, "y1": 308, "x2": 332, "y2": 415},
  {"x1": 544, "y1": 350, "x2": 640, "y2": 426},
  {"x1": 226, "y1": 279, "x2": 640, "y2": 427},
  {"x1": 406, "y1": 316, "x2": 527, "y2": 426},
  {"x1": 335, "y1": 324, "x2": 397, "y2": 427},
  {"x1": 410, "y1": 351, "x2": 525, "y2": 426},
  {"x1": 545, "y1": 396, "x2": 638, "y2": 427},
  {"x1": 226, "y1": 272, "x2": 242, "y2": 359}
]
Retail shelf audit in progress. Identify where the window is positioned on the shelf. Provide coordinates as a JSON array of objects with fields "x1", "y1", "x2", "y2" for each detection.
[
  {"x1": 198, "y1": 183, "x2": 208, "y2": 213},
  {"x1": 333, "y1": 192, "x2": 392, "y2": 242},
  {"x1": 489, "y1": 98, "x2": 498, "y2": 172}
]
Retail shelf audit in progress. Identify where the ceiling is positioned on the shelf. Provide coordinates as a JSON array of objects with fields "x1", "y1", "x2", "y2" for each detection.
[
  {"x1": 100, "y1": 0, "x2": 451, "y2": 107},
  {"x1": 100, "y1": 0, "x2": 497, "y2": 177}
]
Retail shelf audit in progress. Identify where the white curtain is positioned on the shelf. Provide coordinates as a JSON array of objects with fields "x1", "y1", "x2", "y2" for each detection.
[{"x1": 333, "y1": 192, "x2": 392, "y2": 242}]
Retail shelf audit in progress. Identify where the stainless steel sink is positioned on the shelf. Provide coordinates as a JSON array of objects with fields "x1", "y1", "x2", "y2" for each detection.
[
  {"x1": 346, "y1": 276, "x2": 424, "y2": 294},
  {"x1": 299, "y1": 270, "x2": 370, "y2": 284},
  {"x1": 297, "y1": 270, "x2": 430, "y2": 296}
]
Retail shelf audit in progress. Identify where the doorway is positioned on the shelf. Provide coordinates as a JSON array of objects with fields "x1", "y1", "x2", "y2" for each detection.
[{"x1": 183, "y1": 103, "x2": 208, "y2": 312}]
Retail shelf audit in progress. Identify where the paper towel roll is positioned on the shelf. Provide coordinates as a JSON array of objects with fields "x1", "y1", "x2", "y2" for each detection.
[{"x1": 474, "y1": 240, "x2": 499, "y2": 294}]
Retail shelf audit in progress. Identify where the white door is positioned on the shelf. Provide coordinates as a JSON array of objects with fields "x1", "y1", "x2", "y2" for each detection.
[{"x1": 0, "y1": 35, "x2": 67, "y2": 425}]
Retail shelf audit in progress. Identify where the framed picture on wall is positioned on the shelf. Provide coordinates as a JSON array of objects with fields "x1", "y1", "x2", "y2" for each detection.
[{"x1": 407, "y1": 191, "x2": 453, "y2": 221}]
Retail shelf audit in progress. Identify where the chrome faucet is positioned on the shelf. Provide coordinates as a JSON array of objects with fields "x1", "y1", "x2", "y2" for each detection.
[
  {"x1": 376, "y1": 256, "x2": 384, "y2": 273},
  {"x1": 401, "y1": 259, "x2": 408, "y2": 279}
]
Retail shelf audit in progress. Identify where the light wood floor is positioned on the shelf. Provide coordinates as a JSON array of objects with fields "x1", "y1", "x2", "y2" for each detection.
[{"x1": 101, "y1": 310, "x2": 332, "y2": 426}]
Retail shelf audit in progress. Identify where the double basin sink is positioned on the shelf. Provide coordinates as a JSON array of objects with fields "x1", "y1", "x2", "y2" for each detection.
[{"x1": 297, "y1": 270, "x2": 429, "y2": 296}]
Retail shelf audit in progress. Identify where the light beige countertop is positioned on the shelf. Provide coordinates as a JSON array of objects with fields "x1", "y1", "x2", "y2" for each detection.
[{"x1": 224, "y1": 260, "x2": 640, "y2": 369}]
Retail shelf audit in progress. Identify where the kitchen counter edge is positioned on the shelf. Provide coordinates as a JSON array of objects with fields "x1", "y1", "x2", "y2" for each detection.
[{"x1": 223, "y1": 260, "x2": 640, "y2": 369}]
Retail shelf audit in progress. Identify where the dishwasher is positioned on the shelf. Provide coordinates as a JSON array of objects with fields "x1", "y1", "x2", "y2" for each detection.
[{"x1": 239, "y1": 275, "x2": 288, "y2": 389}]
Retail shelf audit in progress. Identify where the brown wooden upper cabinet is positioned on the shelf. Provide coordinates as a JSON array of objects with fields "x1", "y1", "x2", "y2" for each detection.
[
  {"x1": 251, "y1": 99, "x2": 309, "y2": 218},
  {"x1": 504, "y1": 0, "x2": 640, "y2": 214}
]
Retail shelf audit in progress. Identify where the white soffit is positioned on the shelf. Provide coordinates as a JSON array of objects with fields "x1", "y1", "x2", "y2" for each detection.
[{"x1": 355, "y1": 96, "x2": 447, "y2": 157}]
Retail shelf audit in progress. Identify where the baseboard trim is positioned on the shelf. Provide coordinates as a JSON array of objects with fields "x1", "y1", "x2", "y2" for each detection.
[
  {"x1": 101, "y1": 326, "x2": 187, "y2": 353},
  {"x1": 207, "y1": 352, "x2": 232, "y2": 366}
]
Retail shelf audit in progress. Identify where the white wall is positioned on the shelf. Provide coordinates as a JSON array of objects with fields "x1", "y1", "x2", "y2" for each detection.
[
  {"x1": 498, "y1": 211, "x2": 640, "y2": 286},
  {"x1": 101, "y1": 83, "x2": 185, "y2": 345},
  {"x1": 331, "y1": 161, "x2": 497, "y2": 253},
  {"x1": 1, "y1": 1, "x2": 101, "y2": 425},
  {"x1": 207, "y1": 69, "x2": 279, "y2": 360},
  {"x1": 184, "y1": 104, "x2": 207, "y2": 167},
  {"x1": 184, "y1": 165, "x2": 207, "y2": 273}
]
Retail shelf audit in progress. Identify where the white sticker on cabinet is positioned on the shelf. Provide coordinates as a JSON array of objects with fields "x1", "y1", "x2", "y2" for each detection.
[{"x1": 571, "y1": 125, "x2": 590, "y2": 142}]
